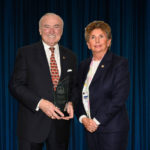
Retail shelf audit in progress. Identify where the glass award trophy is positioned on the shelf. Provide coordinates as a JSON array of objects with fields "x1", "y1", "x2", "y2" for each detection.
[{"x1": 54, "y1": 76, "x2": 69, "y2": 116}]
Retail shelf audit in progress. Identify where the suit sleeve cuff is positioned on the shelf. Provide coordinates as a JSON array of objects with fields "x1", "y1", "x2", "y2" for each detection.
[
  {"x1": 79, "y1": 115, "x2": 87, "y2": 124},
  {"x1": 35, "y1": 99, "x2": 42, "y2": 111},
  {"x1": 93, "y1": 117, "x2": 100, "y2": 125}
]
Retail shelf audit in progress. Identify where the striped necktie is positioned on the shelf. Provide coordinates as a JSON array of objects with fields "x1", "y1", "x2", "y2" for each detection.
[{"x1": 50, "y1": 47, "x2": 60, "y2": 91}]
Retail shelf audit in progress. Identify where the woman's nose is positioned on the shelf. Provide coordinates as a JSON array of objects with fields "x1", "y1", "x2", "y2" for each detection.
[{"x1": 95, "y1": 37, "x2": 100, "y2": 43}]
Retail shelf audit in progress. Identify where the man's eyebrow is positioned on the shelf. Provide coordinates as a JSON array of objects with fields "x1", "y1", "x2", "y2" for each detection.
[
  {"x1": 43, "y1": 24, "x2": 50, "y2": 27},
  {"x1": 54, "y1": 24, "x2": 61, "y2": 26},
  {"x1": 43, "y1": 24, "x2": 61, "y2": 27}
]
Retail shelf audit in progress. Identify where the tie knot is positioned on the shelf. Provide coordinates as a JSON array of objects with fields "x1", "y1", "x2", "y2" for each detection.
[{"x1": 49, "y1": 47, "x2": 55, "y2": 53}]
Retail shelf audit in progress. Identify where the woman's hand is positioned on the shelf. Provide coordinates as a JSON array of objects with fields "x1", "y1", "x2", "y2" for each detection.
[{"x1": 82, "y1": 117, "x2": 98, "y2": 133}]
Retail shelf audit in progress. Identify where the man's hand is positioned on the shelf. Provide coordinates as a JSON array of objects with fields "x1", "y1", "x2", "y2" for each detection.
[
  {"x1": 39, "y1": 99, "x2": 64, "y2": 119},
  {"x1": 82, "y1": 117, "x2": 98, "y2": 133},
  {"x1": 62, "y1": 102, "x2": 74, "y2": 120}
]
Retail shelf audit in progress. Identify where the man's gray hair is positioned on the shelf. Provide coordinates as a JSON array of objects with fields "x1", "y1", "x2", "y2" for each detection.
[{"x1": 39, "y1": 13, "x2": 64, "y2": 28}]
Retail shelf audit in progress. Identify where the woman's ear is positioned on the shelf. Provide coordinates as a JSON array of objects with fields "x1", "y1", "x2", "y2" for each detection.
[
  {"x1": 87, "y1": 42, "x2": 91, "y2": 49},
  {"x1": 107, "y1": 39, "x2": 111, "y2": 47}
]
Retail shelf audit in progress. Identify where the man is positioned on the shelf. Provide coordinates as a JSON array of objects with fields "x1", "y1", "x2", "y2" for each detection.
[{"x1": 9, "y1": 13, "x2": 77, "y2": 150}]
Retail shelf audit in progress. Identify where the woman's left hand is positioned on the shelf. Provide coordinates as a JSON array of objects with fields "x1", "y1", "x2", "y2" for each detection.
[{"x1": 82, "y1": 117, "x2": 98, "y2": 133}]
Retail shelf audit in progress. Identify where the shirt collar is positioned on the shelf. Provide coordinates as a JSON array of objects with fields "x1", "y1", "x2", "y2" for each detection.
[
  {"x1": 42, "y1": 41, "x2": 60, "y2": 60},
  {"x1": 42, "y1": 41, "x2": 59, "y2": 51}
]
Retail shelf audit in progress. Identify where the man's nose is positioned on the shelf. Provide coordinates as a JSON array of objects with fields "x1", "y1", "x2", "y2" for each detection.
[{"x1": 49, "y1": 28, "x2": 55, "y2": 34}]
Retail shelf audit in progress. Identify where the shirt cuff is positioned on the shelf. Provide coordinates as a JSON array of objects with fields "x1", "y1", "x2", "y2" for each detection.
[
  {"x1": 93, "y1": 117, "x2": 100, "y2": 125},
  {"x1": 79, "y1": 115, "x2": 87, "y2": 123},
  {"x1": 35, "y1": 99, "x2": 42, "y2": 111}
]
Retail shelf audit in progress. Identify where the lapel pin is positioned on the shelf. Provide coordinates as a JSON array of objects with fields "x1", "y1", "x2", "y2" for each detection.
[
  {"x1": 63, "y1": 56, "x2": 66, "y2": 59},
  {"x1": 101, "y1": 64, "x2": 104, "y2": 68}
]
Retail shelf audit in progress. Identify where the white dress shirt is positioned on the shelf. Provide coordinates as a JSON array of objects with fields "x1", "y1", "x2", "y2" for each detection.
[
  {"x1": 36, "y1": 41, "x2": 61, "y2": 111},
  {"x1": 42, "y1": 41, "x2": 61, "y2": 76},
  {"x1": 79, "y1": 59, "x2": 101, "y2": 125}
]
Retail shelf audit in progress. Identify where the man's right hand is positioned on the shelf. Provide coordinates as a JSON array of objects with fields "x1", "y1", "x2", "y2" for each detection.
[{"x1": 39, "y1": 99, "x2": 64, "y2": 119}]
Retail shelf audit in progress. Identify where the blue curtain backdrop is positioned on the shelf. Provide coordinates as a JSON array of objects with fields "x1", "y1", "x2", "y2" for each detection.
[{"x1": 0, "y1": 0, "x2": 150, "y2": 150}]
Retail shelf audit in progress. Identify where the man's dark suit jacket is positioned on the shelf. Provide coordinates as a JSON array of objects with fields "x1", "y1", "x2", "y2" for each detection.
[
  {"x1": 76, "y1": 50, "x2": 130, "y2": 133},
  {"x1": 9, "y1": 41, "x2": 77, "y2": 143}
]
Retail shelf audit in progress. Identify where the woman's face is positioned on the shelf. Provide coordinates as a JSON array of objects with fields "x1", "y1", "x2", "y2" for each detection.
[{"x1": 87, "y1": 28, "x2": 111, "y2": 54}]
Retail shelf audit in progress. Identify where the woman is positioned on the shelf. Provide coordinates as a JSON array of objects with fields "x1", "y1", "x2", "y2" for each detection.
[{"x1": 76, "y1": 21, "x2": 130, "y2": 150}]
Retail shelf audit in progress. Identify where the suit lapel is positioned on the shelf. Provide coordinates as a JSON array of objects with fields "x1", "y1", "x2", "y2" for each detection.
[
  {"x1": 58, "y1": 45, "x2": 68, "y2": 81},
  {"x1": 36, "y1": 41, "x2": 53, "y2": 89}
]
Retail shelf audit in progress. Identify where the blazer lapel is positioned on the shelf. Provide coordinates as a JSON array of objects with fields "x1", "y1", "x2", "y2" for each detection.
[
  {"x1": 79, "y1": 58, "x2": 92, "y2": 89},
  {"x1": 90, "y1": 51, "x2": 113, "y2": 86},
  {"x1": 83, "y1": 58, "x2": 92, "y2": 83}
]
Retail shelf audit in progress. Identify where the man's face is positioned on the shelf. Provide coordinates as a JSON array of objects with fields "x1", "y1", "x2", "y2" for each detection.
[{"x1": 39, "y1": 15, "x2": 63, "y2": 46}]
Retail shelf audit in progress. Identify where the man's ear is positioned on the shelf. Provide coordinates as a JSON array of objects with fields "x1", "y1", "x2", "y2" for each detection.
[{"x1": 39, "y1": 28, "x2": 42, "y2": 35}]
